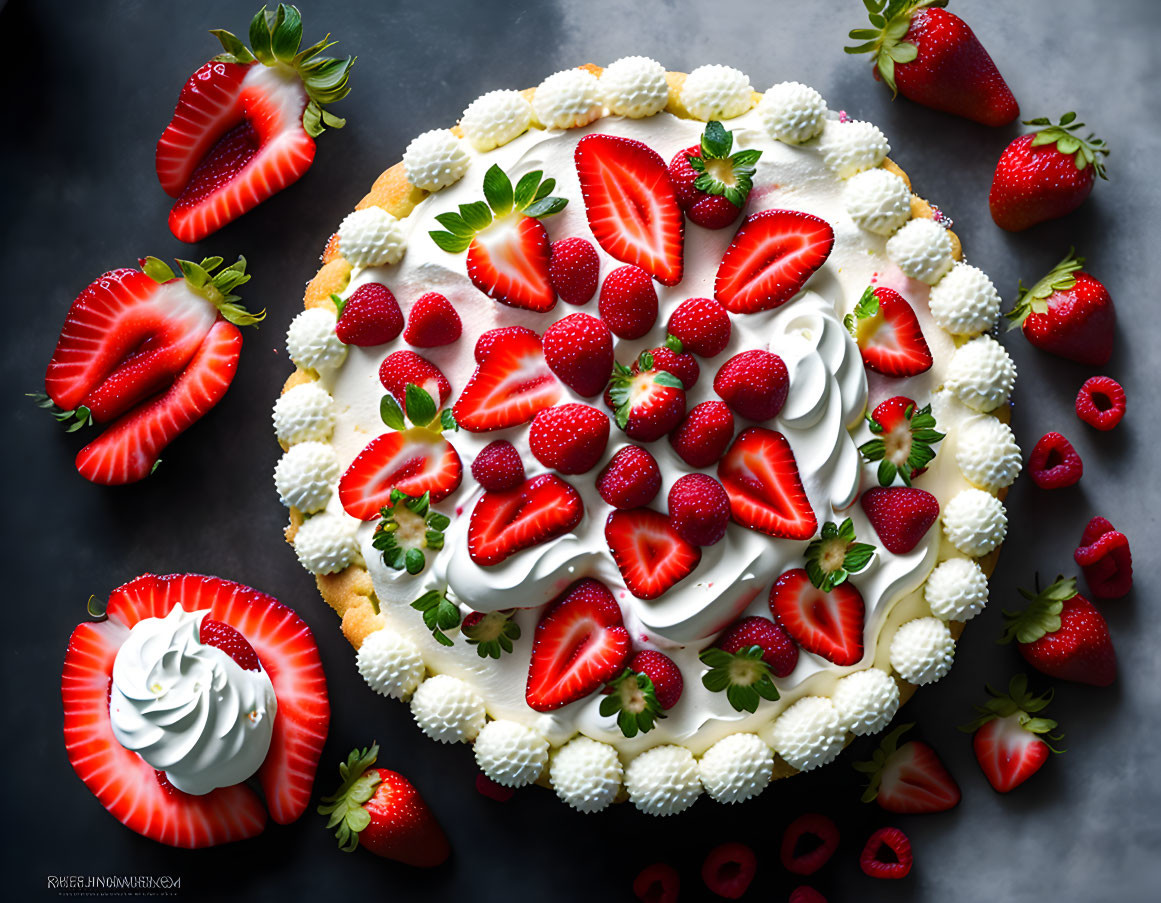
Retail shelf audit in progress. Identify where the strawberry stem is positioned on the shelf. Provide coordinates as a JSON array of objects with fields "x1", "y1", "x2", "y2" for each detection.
[
  {"x1": 1024, "y1": 113, "x2": 1109, "y2": 179},
  {"x1": 844, "y1": 0, "x2": 948, "y2": 94},
  {"x1": 317, "y1": 743, "x2": 383, "y2": 852},
  {"x1": 1005, "y1": 248, "x2": 1084, "y2": 328}
]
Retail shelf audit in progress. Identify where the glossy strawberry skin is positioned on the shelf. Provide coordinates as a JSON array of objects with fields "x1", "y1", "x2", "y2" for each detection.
[
  {"x1": 528, "y1": 403, "x2": 610, "y2": 475},
  {"x1": 595, "y1": 445, "x2": 661, "y2": 509},
  {"x1": 890, "y1": 8, "x2": 1018, "y2": 127},
  {"x1": 628, "y1": 650, "x2": 684, "y2": 710},
  {"x1": 717, "y1": 615, "x2": 798, "y2": 678},
  {"x1": 669, "y1": 401, "x2": 735, "y2": 469},
  {"x1": 542, "y1": 313, "x2": 615, "y2": 398},
  {"x1": 990, "y1": 134, "x2": 1095, "y2": 232},
  {"x1": 1018, "y1": 594, "x2": 1117, "y2": 687},
  {"x1": 358, "y1": 768, "x2": 450, "y2": 866},
  {"x1": 668, "y1": 146, "x2": 744, "y2": 230},
  {"x1": 1019, "y1": 272, "x2": 1114, "y2": 366},
  {"x1": 548, "y1": 237, "x2": 600, "y2": 306},
  {"x1": 336, "y1": 283, "x2": 403, "y2": 346}
]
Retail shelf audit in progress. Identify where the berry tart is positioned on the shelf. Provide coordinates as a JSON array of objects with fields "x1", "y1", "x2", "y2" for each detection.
[{"x1": 273, "y1": 61, "x2": 1019, "y2": 815}]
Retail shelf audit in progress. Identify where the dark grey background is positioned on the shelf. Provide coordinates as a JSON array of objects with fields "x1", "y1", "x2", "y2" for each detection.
[{"x1": 2, "y1": 0, "x2": 1158, "y2": 900}]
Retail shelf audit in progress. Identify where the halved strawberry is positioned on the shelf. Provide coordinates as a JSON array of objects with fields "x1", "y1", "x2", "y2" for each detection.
[
  {"x1": 574, "y1": 133, "x2": 684, "y2": 285},
  {"x1": 62, "y1": 618, "x2": 268, "y2": 847},
  {"x1": 65, "y1": 572, "x2": 330, "y2": 843},
  {"x1": 339, "y1": 385, "x2": 462, "y2": 520},
  {"x1": 468, "y1": 474, "x2": 584, "y2": 566},
  {"x1": 159, "y1": 7, "x2": 353, "y2": 242},
  {"x1": 717, "y1": 428, "x2": 817, "y2": 540},
  {"x1": 453, "y1": 327, "x2": 562, "y2": 431},
  {"x1": 769, "y1": 568, "x2": 865, "y2": 666},
  {"x1": 74, "y1": 319, "x2": 243, "y2": 485},
  {"x1": 605, "y1": 508, "x2": 702, "y2": 600},
  {"x1": 854, "y1": 723, "x2": 961, "y2": 814},
  {"x1": 715, "y1": 209, "x2": 834, "y2": 313},
  {"x1": 431, "y1": 166, "x2": 567, "y2": 311},
  {"x1": 526, "y1": 578, "x2": 631, "y2": 711},
  {"x1": 961, "y1": 675, "x2": 1062, "y2": 793},
  {"x1": 45, "y1": 256, "x2": 258, "y2": 423},
  {"x1": 846, "y1": 286, "x2": 933, "y2": 377}
]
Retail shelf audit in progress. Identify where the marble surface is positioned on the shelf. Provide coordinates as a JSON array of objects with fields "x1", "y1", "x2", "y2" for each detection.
[{"x1": 1, "y1": 0, "x2": 1158, "y2": 900}]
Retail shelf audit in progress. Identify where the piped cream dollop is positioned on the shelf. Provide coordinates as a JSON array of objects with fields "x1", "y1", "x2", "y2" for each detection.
[{"x1": 108, "y1": 605, "x2": 276, "y2": 795}]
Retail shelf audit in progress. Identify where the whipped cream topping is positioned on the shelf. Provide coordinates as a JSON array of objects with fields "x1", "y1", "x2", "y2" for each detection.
[
  {"x1": 109, "y1": 605, "x2": 276, "y2": 795},
  {"x1": 312, "y1": 107, "x2": 987, "y2": 756}
]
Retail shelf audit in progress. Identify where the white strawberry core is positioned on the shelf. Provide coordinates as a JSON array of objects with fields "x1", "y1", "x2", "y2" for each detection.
[{"x1": 883, "y1": 424, "x2": 912, "y2": 466}]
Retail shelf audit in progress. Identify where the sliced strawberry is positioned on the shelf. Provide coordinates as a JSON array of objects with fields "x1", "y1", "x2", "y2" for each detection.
[
  {"x1": 75, "y1": 319, "x2": 242, "y2": 485},
  {"x1": 105, "y1": 573, "x2": 331, "y2": 824},
  {"x1": 605, "y1": 508, "x2": 702, "y2": 600},
  {"x1": 339, "y1": 429, "x2": 463, "y2": 520},
  {"x1": 160, "y1": 10, "x2": 354, "y2": 242},
  {"x1": 468, "y1": 474, "x2": 584, "y2": 566},
  {"x1": 848, "y1": 286, "x2": 933, "y2": 377},
  {"x1": 856, "y1": 724, "x2": 961, "y2": 814},
  {"x1": 379, "y1": 351, "x2": 451, "y2": 409},
  {"x1": 156, "y1": 61, "x2": 253, "y2": 197},
  {"x1": 769, "y1": 569, "x2": 865, "y2": 666},
  {"x1": 575, "y1": 133, "x2": 684, "y2": 285},
  {"x1": 526, "y1": 578, "x2": 631, "y2": 711},
  {"x1": 453, "y1": 328, "x2": 562, "y2": 432},
  {"x1": 62, "y1": 617, "x2": 268, "y2": 847},
  {"x1": 45, "y1": 267, "x2": 219, "y2": 421},
  {"x1": 715, "y1": 209, "x2": 834, "y2": 314},
  {"x1": 962, "y1": 675, "x2": 1061, "y2": 793},
  {"x1": 466, "y1": 215, "x2": 556, "y2": 312},
  {"x1": 717, "y1": 428, "x2": 817, "y2": 540}
]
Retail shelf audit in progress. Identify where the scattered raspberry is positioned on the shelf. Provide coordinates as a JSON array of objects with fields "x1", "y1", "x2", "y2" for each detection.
[
  {"x1": 1075, "y1": 375, "x2": 1126, "y2": 431},
  {"x1": 633, "y1": 863, "x2": 680, "y2": 903},
  {"x1": 549, "y1": 237, "x2": 600, "y2": 306},
  {"x1": 1074, "y1": 516, "x2": 1133, "y2": 599},
  {"x1": 1028, "y1": 431, "x2": 1083, "y2": 489},
  {"x1": 780, "y1": 812, "x2": 840, "y2": 876},
  {"x1": 404, "y1": 291, "x2": 461, "y2": 347},
  {"x1": 668, "y1": 296, "x2": 732, "y2": 357},
  {"x1": 701, "y1": 842, "x2": 757, "y2": 900},
  {"x1": 596, "y1": 446, "x2": 661, "y2": 509},
  {"x1": 859, "y1": 826, "x2": 913, "y2": 879},
  {"x1": 470, "y1": 440, "x2": 525, "y2": 491},
  {"x1": 599, "y1": 265, "x2": 658, "y2": 339},
  {"x1": 475, "y1": 772, "x2": 515, "y2": 802},
  {"x1": 789, "y1": 889, "x2": 828, "y2": 903},
  {"x1": 668, "y1": 473, "x2": 731, "y2": 547},
  {"x1": 669, "y1": 401, "x2": 735, "y2": 468}
]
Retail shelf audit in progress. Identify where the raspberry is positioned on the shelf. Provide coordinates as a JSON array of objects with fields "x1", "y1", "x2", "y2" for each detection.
[
  {"x1": 701, "y1": 842, "x2": 757, "y2": 899},
  {"x1": 780, "y1": 812, "x2": 840, "y2": 876},
  {"x1": 1074, "y1": 516, "x2": 1133, "y2": 599},
  {"x1": 859, "y1": 826, "x2": 913, "y2": 879},
  {"x1": 668, "y1": 473, "x2": 730, "y2": 546},
  {"x1": 1075, "y1": 375, "x2": 1126, "y2": 431},
  {"x1": 1028, "y1": 431, "x2": 1083, "y2": 489},
  {"x1": 595, "y1": 445, "x2": 661, "y2": 509},
  {"x1": 632, "y1": 863, "x2": 679, "y2": 903}
]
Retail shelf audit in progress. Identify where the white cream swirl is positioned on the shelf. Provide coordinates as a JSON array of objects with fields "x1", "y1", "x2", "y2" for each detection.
[{"x1": 108, "y1": 605, "x2": 277, "y2": 795}]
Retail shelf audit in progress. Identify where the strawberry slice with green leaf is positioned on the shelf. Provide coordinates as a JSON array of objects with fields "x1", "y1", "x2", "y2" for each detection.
[
  {"x1": 45, "y1": 256, "x2": 260, "y2": 424},
  {"x1": 846, "y1": 286, "x2": 933, "y2": 377},
  {"x1": 715, "y1": 209, "x2": 834, "y2": 313},
  {"x1": 855, "y1": 722, "x2": 961, "y2": 814},
  {"x1": 339, "y1": 385, "x2": 461, "y2": 521},
  {"x1": 859, "y1": 396, "x2": 944, "y2": 486},
  {"x1": 526, "y1": 578, "x2": 631, "y2": 712},
  {"x1": 960, "y1": 675, "x2": 1063, "y2": 793},
  {"x1": 453, "y1": 326, "x2": 562, "y2": 431},
  {"x1": 430, "y1": 166, "x2": 567, "y2": 311},
  {"x1": 158, "y1": 5, "x2": 354, "y2": 242},
  {"x1": 575, "y1": 133, "x2": 685, "y2": 286},
  {"x1": 769, "y1": 568, "x2": 866, "y2": 666},
  {"x1": 604, "y1": 508, "x2": 702, "y2": 600},
  {"x1": 804, "y1": 518, "x2": 876, "y2": 591},
  {"x1": 717, "y1": 428, "x2": 817, "y2": 540},
  {"x1": 468, "y1": 473, "x2": 584, "y2": 566}
]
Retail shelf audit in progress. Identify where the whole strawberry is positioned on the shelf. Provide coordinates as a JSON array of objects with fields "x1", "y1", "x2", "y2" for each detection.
[
  {"x1": 846, "y1": 0, "x2": 1017, "y2": 126},
  {"x1": 600, "y1": 650, "x2": 683, "y2": 738},
  {"x1": 1000, "y1": 575, "x2": 1116, "y2": 687},
  {"x1": 960, "y1": 675, "x2": 1063, "y2": 793},
  {"x1": 990, "y1": 114, "x2": 1109, "y2": 231},
  {"x1": 1005, "y1": 250, "x2": 1114, "y2": 365},
  {"x1": 334, "y1": 284, "x2": 403, "y2": 346},
  {"x1": 319, "y1": 743, "x2": 449, "y2": 867},
  {"x1": 606, "y1": 351, "x2": 686, "y2": 441},
  {"x1": 668, "y1": 121, "x2": 762, "y2": 230}
]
